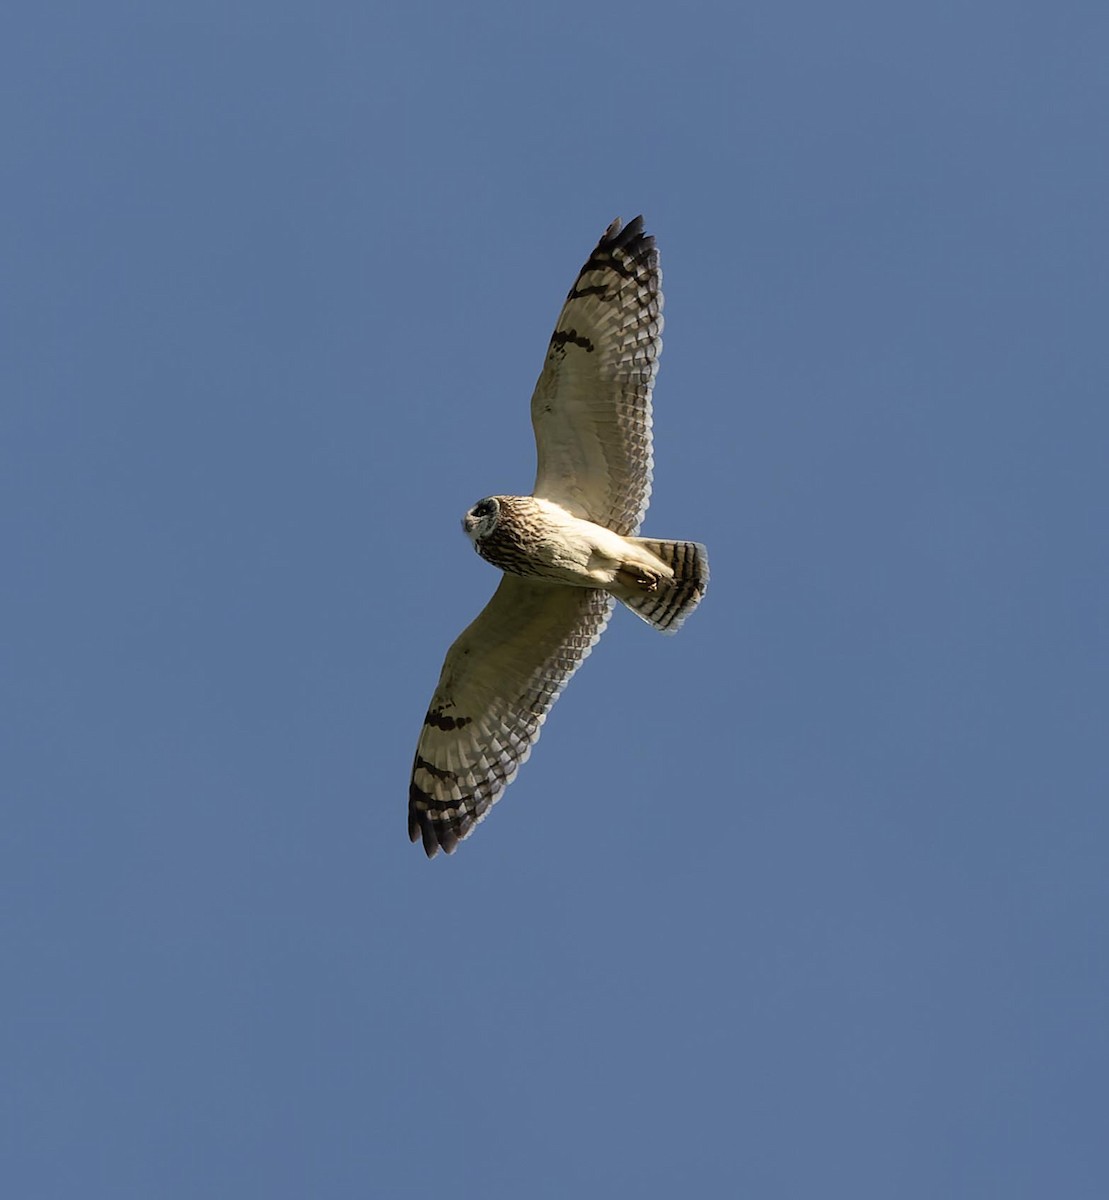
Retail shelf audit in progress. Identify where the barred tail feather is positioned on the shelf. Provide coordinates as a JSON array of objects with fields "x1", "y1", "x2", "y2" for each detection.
[{"x1": 617, "y1": 539, "x2": 709, "y2": 633}]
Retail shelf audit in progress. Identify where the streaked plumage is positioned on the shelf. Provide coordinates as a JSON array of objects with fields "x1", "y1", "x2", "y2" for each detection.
[{"x1": 409, "y1": 217, "x2": 709, "y2": 856}]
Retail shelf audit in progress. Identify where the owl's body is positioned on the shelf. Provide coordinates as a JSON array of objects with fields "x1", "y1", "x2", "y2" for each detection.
[
  {"x1": 465, "y1": 494, "x2": 707, "y2": 631},
  {"x1": 409, "y1": 217, "x2": 709, "y2": 856},
  {"x1": 467, "y1": 495, "x2": 659, "y2": 587}
]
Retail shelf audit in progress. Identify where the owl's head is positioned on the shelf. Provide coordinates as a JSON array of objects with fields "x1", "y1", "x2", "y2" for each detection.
[{"x1": 462, "y1": 497, "x2": 500, "y2": 542}]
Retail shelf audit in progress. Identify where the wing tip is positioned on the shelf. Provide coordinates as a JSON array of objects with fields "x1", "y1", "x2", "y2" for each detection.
[
  {"x1": 408, "y1": 806, "x2": 461, "y2": 859},
  {"x1": 409, "y1": 775, "x2": 465, "y2": 859},
  {"x1": 598, "y1": 213, "x2": 652, "y2": 257}
]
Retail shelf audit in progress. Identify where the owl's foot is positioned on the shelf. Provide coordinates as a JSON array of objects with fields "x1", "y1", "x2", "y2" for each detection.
[{"x1": 617, "y1": 564, "x2": 664, "y2": 593}]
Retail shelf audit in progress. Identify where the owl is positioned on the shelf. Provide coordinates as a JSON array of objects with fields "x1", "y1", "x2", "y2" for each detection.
[{"x1": 409, "y1": 217, "x2": 709, "y2": 856}]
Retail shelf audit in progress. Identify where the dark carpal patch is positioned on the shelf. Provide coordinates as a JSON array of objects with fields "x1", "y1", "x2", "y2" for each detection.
[
  {"x1": 424, "y1": 708, "x2": 473, "y2": 731},
  {"x1": 550, "y1": 328, "x2": 595, "y2": 353}
]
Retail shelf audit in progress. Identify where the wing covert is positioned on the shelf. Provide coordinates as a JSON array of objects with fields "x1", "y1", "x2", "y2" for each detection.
[
  {"x1": 530, "y1": 216, "x2": 662, "y2": 536},
  {"x1": 409, "y1": 577, "x2": 614, "y2": 857}
]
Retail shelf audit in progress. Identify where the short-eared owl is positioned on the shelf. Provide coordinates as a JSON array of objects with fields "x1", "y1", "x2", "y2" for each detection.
[{"x1": 409, "y1": 217, "x2": 709, "y2": 856}]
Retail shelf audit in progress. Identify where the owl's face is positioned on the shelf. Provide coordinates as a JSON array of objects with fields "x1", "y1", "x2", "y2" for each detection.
[{"x1": 462, "y1": 497, "x2": 500, "y2": 542}]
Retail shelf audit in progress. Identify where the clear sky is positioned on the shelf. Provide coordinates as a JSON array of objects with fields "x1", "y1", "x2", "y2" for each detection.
[{"x1": 3, "y1": 2, "x2": 1108, "y2": 1196}]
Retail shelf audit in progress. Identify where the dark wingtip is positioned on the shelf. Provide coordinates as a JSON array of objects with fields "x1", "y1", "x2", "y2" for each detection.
[
  {"x1": 598, "y1": 214, "x2": 650, "y2": 253},
  {"x1": 431, "y1": 824, "x2": 458, "y2": 856},
  {"x1": 409, "y1": 812, "x2": 435, "y2": 857},
  {"x1": 409, "y1": 806, "x2": 461, "y2": 859}
]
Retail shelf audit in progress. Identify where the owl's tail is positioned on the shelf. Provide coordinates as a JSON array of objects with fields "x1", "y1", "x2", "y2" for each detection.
[{"x1": 613, "y1": 538, "x2": 710, "y2": 634}]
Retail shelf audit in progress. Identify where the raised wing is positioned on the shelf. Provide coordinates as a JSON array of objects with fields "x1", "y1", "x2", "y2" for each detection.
[
  {"x1": 409, "y1": 577, "x2": 614, "y2": 857},
  {"x1": 531, "y1": 216, "x2": 662, "y2": 537}
]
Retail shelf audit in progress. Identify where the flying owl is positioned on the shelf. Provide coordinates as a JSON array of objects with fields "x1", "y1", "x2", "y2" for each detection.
[{"x1": 409, "y1": 216, "x2": 709, "y2": 856}]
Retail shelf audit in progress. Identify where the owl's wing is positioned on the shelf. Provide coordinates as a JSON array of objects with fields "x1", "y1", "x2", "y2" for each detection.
[
  {"x1": 531, "y1": 216, "x2": 662, "y2": 537},
  {"x1": 409, "y1": 576, "x2": 614, "y2": 857}
]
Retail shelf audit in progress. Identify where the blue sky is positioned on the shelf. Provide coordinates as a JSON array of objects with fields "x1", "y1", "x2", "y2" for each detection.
[{"x1": 3, "y1": 2, "x2": 1108, "y2": 1196}]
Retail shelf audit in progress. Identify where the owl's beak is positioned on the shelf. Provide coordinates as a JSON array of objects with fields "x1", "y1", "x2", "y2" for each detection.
[{"x1": 462, "y1": 514, "x2": 476, "y2": 535}]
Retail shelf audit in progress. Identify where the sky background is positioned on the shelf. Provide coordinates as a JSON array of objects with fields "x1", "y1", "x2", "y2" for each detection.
[{"x1": 3, "y1": 2, "x2": 1108, "y2": 1196}]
